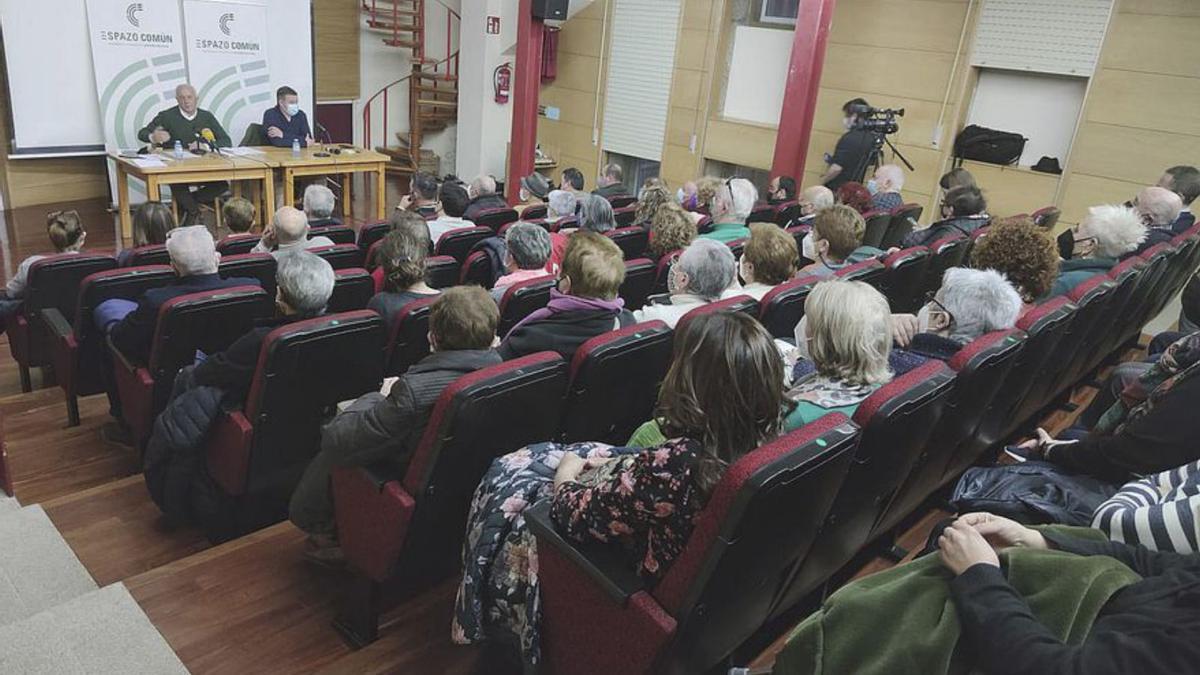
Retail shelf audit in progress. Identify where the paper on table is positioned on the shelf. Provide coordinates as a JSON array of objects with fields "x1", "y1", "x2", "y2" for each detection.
[
  {"x1": 222, "y1": 147, "x2": 266, "y2": 156},
  {"x1": 128, "y1": 157, "x2": 167, "y2": 168}
]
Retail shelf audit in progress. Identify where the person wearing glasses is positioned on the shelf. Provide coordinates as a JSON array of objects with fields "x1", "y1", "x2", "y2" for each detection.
[
  {"x1": 1048, "y1": 204, "x2": 1146, "y2": 298},
  {"x1": 699, "y1": 178, "x2": 757, "y2": 244},
  {"x1": 891, "y1": 267, "x2": 1023, "y2": 363}
]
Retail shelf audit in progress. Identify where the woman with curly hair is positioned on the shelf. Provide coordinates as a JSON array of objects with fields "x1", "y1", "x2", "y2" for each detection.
[
  {"x1": 836, "y1": 181, "x2": 875, "y2": 215},
  {"x1": 695, "y1": 176, "x2": 722, "y2": 214},
  {"x1": 647, "y1": 202, "x2": 698, "y2": 259},
  {"x1": 634, "y1": 184, "x2": 673, "y2": 229},
  {"x1": 970, "y1": 216, "x2": 1058, "y2": 304}
]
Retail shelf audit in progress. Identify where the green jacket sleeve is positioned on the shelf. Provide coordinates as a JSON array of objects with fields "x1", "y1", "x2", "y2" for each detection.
[{"x1": 138, "y1": 111, "x2": 164, "y2": 144}]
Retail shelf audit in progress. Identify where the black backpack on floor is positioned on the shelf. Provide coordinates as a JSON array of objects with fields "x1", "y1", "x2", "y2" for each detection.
[{"x1": 954, "y1": 124, "x2": 1027, "y2": 166}]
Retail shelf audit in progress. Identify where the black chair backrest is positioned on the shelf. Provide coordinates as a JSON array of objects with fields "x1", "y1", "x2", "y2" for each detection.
[
  {"x1": 520, "y1": 204, "x2": 548, "y2": 220},
  {"x1": 606, "y1": 226, "x2": 649, "y2": 260},
  {"x1": 778, "y1": 362, "x2": 955, "y2": 611},
  {"x1": 398, "y1": 353, "x2": 569, "y2": 582},
  {"x1": 459, "y1": 251, "x2": 496, "y2": 288},
  {"x1": 922, "y1": 236, "x2": 970, "y2": 297},
  {"x1": 216, "y1": 235, "x2": 261, "y2": 256},
  {"x1": 71, "y1": 265, "x2": 176, "y2": 388},
  {"x1": 243, "y1": 311, "x2": 385, "y2": 494},
  {"x1": 675, "y1": 295, "x2": 759, "y2": 337},
  {"x1": 786, "y1": 224, "x2": 809, "y2": 254},
  {"x1": 435, "y1": 226, "x2": 493, "y2": 263},
  {"x1": 309, "y1": 225, "x2": 357, "y2": 245},
  {"x1": 328, "y1": 268, "x2": 375, "y2": 312},
  {"x1": 748, "y1": 203, "x2": 775, "y2": 224},
  {"x1": 727, "y1": 238, "x2": 747, "y2": 260},
  {"x1": 759, "y1": 276, "x2": 817, "y2": 339},
  {"x1": 310, "y1": 244, "x2": 365, "y2": 270},
  {"x1": 473, "y1": 207, "x2": 520, "y2": 233},
  {"x1": 561, "y1": 321, "x2": 672, "y2": 444},
  {"x1": 652, "y1": 250, "x2": 683, "y2": 295},
  {"x1": 26, "y1": 254, "x2": 118, "y2": 322},
  {"x1": 619, "y1": 258, "x2": 655, "y2": 311},
  {"x1": 426, "y1": 255, "x2": 460, "y2": 289},
  {"x1": 552, "y1": 216, "x2": 578, "y2": 233},
  {"x1": 357, "y1": 221, "x2": 390, "y2": 251},
  {"x1": 613, "y1": 206, "x2": 637, "y2": 228},
  {"x1": 880, "y1": 247, "x2": 931, "y2": 313},
  {"x1": 834, "y1": 258, "x2": 886, "y2": 289},
  {"x1": 774, "y1": 201, "x2": 801, "y2": 228},
  {"x1": 384, "y1": 295, "x2": 437, "y2": 376},
  {"x1": 882, "y1": 203, "x2": 922, "y2": 249},
  {"x1": 696, "y1": 215, "x2": 714, "y2": 235},
  {"x1": 1040, "y1": 277, "x2": 1117, "y2": 404},
  {"x1": 498, "y1": 275, "x2": 556, "y2": 336},
  {"x1": 219, "y1": 253, "x2": 277, "y2": 297},
  {"x1": 862, "y1": 209, "x2": 892, "y2": 249},
  {"x1": 608, "y1": 195, "x2": 637, "y2": 209},
  {"x1": 123, "y1": 245, "x2": 171, "y2": 267},
  {"x1": 664, "y1": 417, "x2": 860, "y2": 671}
]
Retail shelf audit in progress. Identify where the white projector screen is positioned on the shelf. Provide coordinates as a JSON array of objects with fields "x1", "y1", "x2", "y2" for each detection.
[{"x1": 0, "y1": 0, "x2": 313, "y2": 157}]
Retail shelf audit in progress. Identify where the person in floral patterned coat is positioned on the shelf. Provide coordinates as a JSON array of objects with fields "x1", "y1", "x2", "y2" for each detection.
[{"x1": 452, "y1": 311, "x2": 794, "y2": 669}]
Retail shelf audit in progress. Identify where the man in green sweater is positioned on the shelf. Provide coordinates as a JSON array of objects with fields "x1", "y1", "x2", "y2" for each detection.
[{"x1": 138, "y1": 84, "x2": 232, "y2": 224}]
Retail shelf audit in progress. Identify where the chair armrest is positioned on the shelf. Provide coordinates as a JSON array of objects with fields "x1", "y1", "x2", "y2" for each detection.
[
  {"x1": 206, "y1": 410, "x2": 255, "y2": 496},
  {"x1": 105, "y1": 333, "x2": 139, "y2": 375},
  {"x1": 525, "y1": 501, "x2": 645, "y2": 604},
  {"x1": 332, "y1": 465, "x2": 417, "y2": 583},
  {"x1": 39, "y1": 308, "x2": 73, "y2": 341}
]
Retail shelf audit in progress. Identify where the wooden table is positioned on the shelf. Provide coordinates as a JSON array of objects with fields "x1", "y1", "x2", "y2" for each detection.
[
  {"x1": 109, "y1": 151, "x2": 275, "y2": 240},
  {"x1": 254, "y1": 146, "x2": 390, "y2": 221}
]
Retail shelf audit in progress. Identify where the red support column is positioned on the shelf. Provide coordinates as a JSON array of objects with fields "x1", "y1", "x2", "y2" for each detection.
[
  {"x1": 770, "y1": 0, "x2": 837, "y2": 182},
  {"x1": 506, "y1": 0, "x2": 545, "y2": 205}
]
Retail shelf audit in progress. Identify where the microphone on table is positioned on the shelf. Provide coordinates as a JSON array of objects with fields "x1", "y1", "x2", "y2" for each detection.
[{"x1": 200, "y1": 128, "x2": 221, "y2": 155}]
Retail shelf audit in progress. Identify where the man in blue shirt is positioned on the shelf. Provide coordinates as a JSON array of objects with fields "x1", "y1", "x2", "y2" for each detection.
[{"x1": 262, "y1": 86, "x2": 313, "y2": 148}]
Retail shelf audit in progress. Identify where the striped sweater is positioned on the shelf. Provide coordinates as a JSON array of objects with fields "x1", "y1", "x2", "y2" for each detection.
[{"x1": 1092, "y1": 459, "x2": 1200, "y2": 553}]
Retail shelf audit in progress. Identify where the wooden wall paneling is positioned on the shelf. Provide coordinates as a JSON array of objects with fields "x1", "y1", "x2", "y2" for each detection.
[
  {"x1": 1058, "y1": 172, "x2": 1144, "y2": 225},
  {"x1": 1071, "y1": 123, "x2": 1200, "y2": 186},
  {"x1": 960, "y1": 161, "x2": 1060, "y2": 219},
  {"x1": 820, "y1": 44, "x2": 956, "y2": 103},
  {"x1": 1117, "y1": 0, "x2": 1200, "y2": 17},
  {"x1": 1099, "y1": 13, "x2": 1200, "y2": 78},
  {"x1": 1084, "y1": 69, "x2": 1200, "y2": 137},
  {"x1": 313, "y1": 0, "x2": 361, "y2": 101},
  {"x1": 704, "y1": 119, "x2": 778, "y2": 169},
  {"x1": 828, "y1": 0, "x2": 971, "y2": 54}
]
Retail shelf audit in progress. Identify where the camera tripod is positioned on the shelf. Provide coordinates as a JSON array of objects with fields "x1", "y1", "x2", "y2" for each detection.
[{"x1": 852, "y1": 130, "x2": 915, "y2": 186}]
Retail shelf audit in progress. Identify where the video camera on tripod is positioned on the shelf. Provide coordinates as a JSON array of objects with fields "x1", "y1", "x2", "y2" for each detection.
[{"x1": 847, "y1": 104, "x2": 905, "y2": 135}]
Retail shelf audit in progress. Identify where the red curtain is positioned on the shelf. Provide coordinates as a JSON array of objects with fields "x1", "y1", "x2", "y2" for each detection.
[{"x1": 541, "y1": 26, "x2": 560, "y2": 83}]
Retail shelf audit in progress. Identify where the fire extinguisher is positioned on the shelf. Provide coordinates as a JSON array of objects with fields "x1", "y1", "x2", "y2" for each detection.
[{"x1": 494, "y1": 62, "x2": 511, "y2": 104}]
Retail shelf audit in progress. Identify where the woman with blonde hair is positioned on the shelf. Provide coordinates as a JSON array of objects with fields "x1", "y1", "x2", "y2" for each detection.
[
  {"x1": 634, "y1": 184, "x2": 673, "y2": 229},
  {"x1": 647, "y1": 202, "x2": 698, "y2": 259},
  {"x1": 787, "y1": 279, "x2": 893, "y2": 425}
]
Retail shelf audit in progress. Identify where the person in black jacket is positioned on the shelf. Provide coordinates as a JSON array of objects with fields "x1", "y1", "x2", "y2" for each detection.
[
  {"x1": 463, "y1": 175, "x2": 509, "y2": 221},
  {"x1": 289, "y1": 286, "x2": 503, "y2": 560},
  {"x1": 189, "y1": 251, "x2": 336, "y2": 402},
  {"x1": 900, "y1": 185, "x2": 990, "y2": 248},
  {"x1": 497, "y1": 231, "x2": 633, "y2": 362},
  {"x1": 939, "y1": 511, "x2": 1200, "y2": 675}
]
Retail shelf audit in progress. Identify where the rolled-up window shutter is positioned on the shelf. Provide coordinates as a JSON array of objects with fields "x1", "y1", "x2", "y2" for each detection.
[
  {"x1": 601, "y1": 0, "x2": 682, "y2": 162},
  {"x1": 971, "y1": 0, "x2": 1114, "y2": 77}
]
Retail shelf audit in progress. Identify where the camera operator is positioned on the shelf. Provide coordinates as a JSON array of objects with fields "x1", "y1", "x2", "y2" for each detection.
[{"x1": 820, "y1": 98, "x2": 875, "y2": 190}]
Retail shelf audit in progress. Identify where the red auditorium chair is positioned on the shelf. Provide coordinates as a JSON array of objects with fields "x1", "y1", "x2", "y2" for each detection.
[
  {"x1": 110, "y1": 286, "x2": 273, "y2": 450},
  {"x1": 607, "y1": 226, "x2": 649, "y2": 260},
  {"x1": 786, "y1": 224, "x2": 810, "y2": 254},
  {"x1": 216, "y1": 234, "x2": 261, "y2": 256},
  {"x1": 695, "y1": 215, "x2": 714, "y2": 235},
  {"x1": 1043, "y1": 277, "x2": 1119, "y2": 401},
  {"x1": 357, "y1": 220, "x2": 390, "y2": 252},
  {"x1": 619, "y1": 258, "x2": 656, "y2": 311},
  {"x1": 331, "y1": 352, "x2": 569, "y2": 645},
  {"x1": 1113, "y1": 244, "x2": 1171, "y2": 349},
  {"x1": 675, "y1": 295, "x2": 759, "y2": 336},
  {"x1": 121, "y1": 245, "x2": 171, "y2": 266},
  {"x1": 7, "y1": 253, "x2": 116, "y2": 392},
  {"x1": 328, "y1": 268, "x2": 375, "y2": 312},
  {"x1": 435, "y1": 226, "x2": 493, "y2": 264},
  {"x1": 497, "y1": 275, "x2": 556, "y2": 336},
  {"x1": 608, "y1": 195, "x2": 637, "y2": 209},
  {"x1": 310, "y1": 244, "x2": 365, "y2": 270},
  {"x1": 651, "y1": 250, "x2": 682, "y2": 295},
  {"x1": 759, "y1": 276, "x2": 818, "y2": 339},
  {"x1": 1166, "y1": 230, "x2": 1200, "y2": 292},
  {"x1": 206, "y1": 310, "x2": 385, "y2": 537},
  {"x1": 773, "y1": 200, "x2": 800, "y2": 228},
  {"x1": 459, "y1": 250, "x2": 496, "y2": 288},
  {"x1": 472, "y1": 207, "x2": 519, "y2": 233},
  {"x1": 219, "y1": 253, "x2": 277, "y2": 297},
  {"x1": 1031, "y1": 206, "x2": 1061, "y2": 229},
  {"x1": 519, "y1": 204, "x2": 548, "y2": 220},
  {"x1": 861, "y1": 209, "x2": 891, "y2": 249},
  {"x1": 748, "y1": 203, "x2": 774, "y2": 224},
  {"x1": 383, "y1": 296, "x2": 437, "y2": 376},
  {"x1": 921, "y1": 236, "x2": 970, "y2": 297},
  {"x1": 560, "y1": 321, "x2": 673, "y2": 444},
  {"x1": 528, "y1": 416, "x2": 861, "y2": 675},
  {"x1": 364, "y1": 240, "x2": 384, "y2": 270},
  {"x1": 1092, "y1": 256, "x2": 1148, "y2": 365},
  {"x1": 308, "y1": 225, "x2": 357, "y2": 245},
  {"x1": 425, "y1": 255, "x2": 460, "y2": 289},
  {"x1": 46, "y1": 265, "x2": 176, "y2": 426},
  {"x1": 726, "y1": 238, "x2": 747, "y2": 260},
  {"x1": 551, "y1": 216, "x2": 578, "y2": 233},
  {"x1": 880, "y1": 247, "x2": 931, "y2": 313},
  {"x1": 881, "y1": 203, "x2": 922, "y2": 249},
  {"x1": 879, "y1": 330, "x2": 1027, "y2": 538},
  {"x1": 834, "y1": 257, "x2": 886, "y2": 288},
  {"x1": 773, "y1": 361, "x2": 955, "y2": 613},
  {"x1": 614, "y1": 206, "x2": 638, "y2": 228},
  {"x1": 1143, "y1": 242, "x2": 1186, "y2": 319},
  {"x1": 991, "y1": 297, "x2": 1077, "y2": 443}
]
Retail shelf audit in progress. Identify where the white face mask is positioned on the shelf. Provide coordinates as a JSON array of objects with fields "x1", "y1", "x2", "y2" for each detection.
[
  {"x1": 801, "y1": 233, "x2": 817, "y2": 261},
  {"x1": 286, "y1": 103, "x2": 300, "y2": 116},
  {"x1": 866, "y1": 179, "x2": 879, "y2": 195},
  {"x1": 794, "y1": 316, "x2": 811, "y2": 361},
  {"x1": 667, "y1": 265, "x2": 682, "y2": 295},
  {"x1": 917, "y1": 304, "x2": 933, "y2": 333},
  {"x1": 843, "y1": 117, "x2": 854, "y2": 130},
  {"x1": 676, "y1": 188, "x2": 686, "y2": 204}
]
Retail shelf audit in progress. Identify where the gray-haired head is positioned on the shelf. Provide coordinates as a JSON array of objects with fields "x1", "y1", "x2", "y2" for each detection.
[
  {"x1": 165, "y1": 225, "x2": 218, "y2": 276},
  {"x1": 579, "y1": 194, "x2": 615, "y2": 233},
  {"x1": 470, "y1": 175, "x2": 497, "y2": 198},
  {"x1": 936, "y1": 267, "x2": 1022, "y2": 343},
  {"x1": 505, "y1": 222, "x2": 552, "y2": 271},
  {"x1": 675, "y1": 238, "x2": 736, "y2": 301},
  {"x1": 547, "y1": 189, "x2": 577, "y2": 219},
  {"x1": 302, "y1": 184, "x2": 336, "y2": 219},
  {"x1": 1135, "y1": 186, "x2": 1184, "y2": 227},
  {"x1": 275, "y1": 251, "x2": 335, "y2": 317},
  {"x1": 1080, "y1": 204, "x2": 1147, "y2": 258},
  {"x1": 715, "y1": 178, "x2": 759, "y2": 222},
  {"x1": 272, "y1": 206, "x2": 310, "y2": 245}
]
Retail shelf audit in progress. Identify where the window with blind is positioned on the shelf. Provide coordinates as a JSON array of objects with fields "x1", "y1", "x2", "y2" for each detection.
[
  {"x1": 971, "y1": 0, "x2": 1114, "y2": 77},
  {"x1": 600, "y1": 0, "x2": 683, "y2": 163}
]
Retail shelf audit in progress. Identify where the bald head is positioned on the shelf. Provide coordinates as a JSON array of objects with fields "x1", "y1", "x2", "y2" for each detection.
[
  {"x1": 175, "y1": 84, "x2": 197, "y2": 115},
  {"x1": 800, "y1": 185, "x2": 835, "y2": 216},
  {"x1": 1136, "y1": 186, "x2": 1184, "y2": 227},
  {"x1": 470, "y1": 175, "x2": 496, "y2": 199},
  {"x1": 874, "y1": 165, "x2": 905, "y2": 192},
  {"x1": 272, "y1": 206, "x2": 310, "y2": 245}
]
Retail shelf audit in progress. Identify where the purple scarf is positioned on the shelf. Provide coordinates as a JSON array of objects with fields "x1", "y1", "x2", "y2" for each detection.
[{"x1": 505, "y1": 289, "x2": 625, "y2": 338}]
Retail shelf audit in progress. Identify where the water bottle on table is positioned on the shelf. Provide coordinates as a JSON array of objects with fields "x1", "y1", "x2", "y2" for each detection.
[
  {"x1": 173, "y1": 140, "x2": 183, "y2": 159},
  {"x1": 292, "y1": 138, "x2": 301, "y2": 158}
]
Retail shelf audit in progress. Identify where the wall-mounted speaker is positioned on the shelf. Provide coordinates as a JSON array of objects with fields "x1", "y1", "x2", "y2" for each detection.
[{"x1": 532, "y1": 0, "x2": 568, "y2": 21}]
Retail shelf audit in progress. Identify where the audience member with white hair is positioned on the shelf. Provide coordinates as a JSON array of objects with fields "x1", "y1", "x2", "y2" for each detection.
[
  {"x1": 493, "y1": 223, "x2": 553, "y2": 301},
  {"x1": 547, "y1": 193, "x2": 618, "y2": 270},
  {"x1": 700, "y1": 177, "x2": 758, "y2": 243},
  {"x1": 796, "y1": 185, "x2": 836, "y2": 226},
  {"x1": 592, "y1": 163, "x2": 630, "y2": 200},
  {"x1": 463, "y1": 174, "x2": 508, "y2": 221},
  {"x1": 1050, "y1": 204, "x2": 1146, "y2": 296},
  {"x1": 869, "y1": 164, "x2": 905, "y2": 212},
  {"x1": 302, "y1": 184, "x2": 340, "y2": 227},
  {"x1": 1133, "y1": 186, "x2": 1184, "y2": 254},
  {"x1": 252, "y1": 206, "x2": 333, "y2": 259},
  {"x1": 891, "y1": 267, "x2": 1023, "y2": 362},
  {"x1": 633, "y1": 238, "x2": 737, "y2": 328},
  {"x1": 785, "y1": 280, "x2": 894, "y2": 426},
  {"x1": 545, "y1": 189, "x2": 577, "y2": 225}
]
